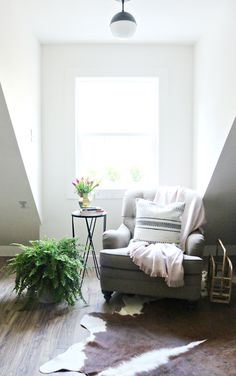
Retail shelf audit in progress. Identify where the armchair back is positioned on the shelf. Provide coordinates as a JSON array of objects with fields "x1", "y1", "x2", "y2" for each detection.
[
  {"x1": 122, "y1": 189, "x2": 156, "y2": 237},
  {"x1": 121, "y1": 187, "x2": 205, "y2": 249}
]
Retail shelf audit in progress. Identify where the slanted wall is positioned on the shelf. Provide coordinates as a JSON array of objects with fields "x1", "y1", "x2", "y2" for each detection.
[
  {"x1": 0, "y1": 84, "x2": 40, "y2": 246},
  {"x1": 203, "y1": 117, "x2": 236, "y2": 245}
]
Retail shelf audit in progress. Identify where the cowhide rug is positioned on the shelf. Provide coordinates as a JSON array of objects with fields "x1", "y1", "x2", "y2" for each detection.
[{"x1": 40, "y1": 289, "x2": 236, "y2": 376}]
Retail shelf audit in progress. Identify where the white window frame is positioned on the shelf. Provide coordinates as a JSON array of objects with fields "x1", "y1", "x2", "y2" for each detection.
[{"x1": 75, "y1": 77, "x2": 159, "y2": 198}]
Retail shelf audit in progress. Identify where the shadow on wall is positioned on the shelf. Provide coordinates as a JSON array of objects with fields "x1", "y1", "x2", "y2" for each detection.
[
  {"x1": 203, "y1": 117, "x2": 236, "y2": 245},
  {"x1": 0, "y1": 84, "x2": 40, "y2": 249}
]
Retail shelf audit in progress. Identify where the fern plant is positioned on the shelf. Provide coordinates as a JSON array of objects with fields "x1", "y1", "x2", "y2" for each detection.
[{"x1": 8, "y1": 238, "x2": 85, "y2": 306}]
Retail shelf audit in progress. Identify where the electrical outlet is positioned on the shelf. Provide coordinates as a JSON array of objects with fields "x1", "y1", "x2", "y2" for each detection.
[{"x1": 19, "y1": 201, "x2": 27, "y2": 209}]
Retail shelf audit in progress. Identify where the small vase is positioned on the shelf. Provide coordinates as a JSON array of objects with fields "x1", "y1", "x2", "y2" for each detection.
[{"x1": 79, "y1": 193, "x2": 92, "y2": 208}]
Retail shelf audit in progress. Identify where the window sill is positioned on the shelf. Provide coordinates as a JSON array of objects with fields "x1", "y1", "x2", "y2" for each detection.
[
  {"x1": 95, "y1": 188, "x2": 126, "y2": 200},
  {"x1": 68, "y1": 189, "x2": 126, "y2": 201}
]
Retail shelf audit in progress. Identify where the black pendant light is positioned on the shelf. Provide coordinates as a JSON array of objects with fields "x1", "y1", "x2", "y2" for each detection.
[{"x1": 110, "y1": 0, "x2": 137, "y2": 38}]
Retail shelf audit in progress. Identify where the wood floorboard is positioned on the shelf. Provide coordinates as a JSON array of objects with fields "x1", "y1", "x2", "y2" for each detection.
[
  {"x1": 0, "y1": 258, "x2": 118, "y2": 376},
  {"x1": 1, "y1": 256, "x2": 234, "y2": 376}
]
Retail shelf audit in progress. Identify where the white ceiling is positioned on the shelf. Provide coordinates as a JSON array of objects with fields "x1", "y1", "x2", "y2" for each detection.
[{"x1": 24, "y1": 0, "x2": 225, "y2": 44}]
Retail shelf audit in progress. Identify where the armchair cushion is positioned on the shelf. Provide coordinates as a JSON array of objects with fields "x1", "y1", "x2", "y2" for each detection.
[
  {"x1": 133, "y1": 199, "x2": 185, "y2": 244},
  {"x1": 100, "y1": 248, "x2": 202, "y2": 275}
]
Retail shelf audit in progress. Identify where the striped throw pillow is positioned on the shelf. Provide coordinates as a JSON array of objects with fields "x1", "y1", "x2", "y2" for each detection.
[{"x1": 133, "y1": 199, "x2": 185, "y2": 244}]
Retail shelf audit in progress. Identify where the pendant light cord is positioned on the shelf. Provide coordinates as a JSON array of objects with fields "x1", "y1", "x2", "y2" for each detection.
[{"x1": 122, "y1": 0, "x2": 124, "y2": 12}]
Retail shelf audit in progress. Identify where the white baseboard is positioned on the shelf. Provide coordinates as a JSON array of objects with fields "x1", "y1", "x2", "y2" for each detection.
[
  {"x1": 0, "y1": 247, "x2": 98, "y2": 261},
  {"x1": 0, "y1": 246, "x2": 21, "y2": 256},
  {"x1": 87, "y1": 253, "x2": 99, "y2": 268}
]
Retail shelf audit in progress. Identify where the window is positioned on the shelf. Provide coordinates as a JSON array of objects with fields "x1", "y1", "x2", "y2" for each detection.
[{"x1": 75, "y1": 77, "x2": 159, "y2": 189}]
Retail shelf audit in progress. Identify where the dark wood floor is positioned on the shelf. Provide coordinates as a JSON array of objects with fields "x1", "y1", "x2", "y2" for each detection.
[
  {"x1": 0, "y1": 257, "x2": 120, "y2": 376},
  {"x1": 1, "y1": 256, "x2": 235, "y2": 376}
]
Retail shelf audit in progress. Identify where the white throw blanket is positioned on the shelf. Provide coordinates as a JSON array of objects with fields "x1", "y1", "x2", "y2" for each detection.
[
  {"x1": 128, "y1": 186, "x2": 205, "y2": 287},
  {"x1": 128, "y1": 241, "x2": 184, "y2": 287},
  {"x1": 154, "y1": 186, "x2": 205, "y2": 251}
]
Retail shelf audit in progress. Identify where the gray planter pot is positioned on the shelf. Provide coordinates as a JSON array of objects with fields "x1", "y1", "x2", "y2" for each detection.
[{"x1": 37, "y1": 288, "x2": 59, "y2": 304}]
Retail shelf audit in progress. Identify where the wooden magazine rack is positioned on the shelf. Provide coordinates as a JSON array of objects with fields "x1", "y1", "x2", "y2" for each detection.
[{"x1": 208, "y1": 239, "x2": 233, "y2": 304}]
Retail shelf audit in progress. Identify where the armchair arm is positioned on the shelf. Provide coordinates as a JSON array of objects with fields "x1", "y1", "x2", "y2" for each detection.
[
  {"x1": 103, "y1": 224, "x2": 131, "y2": 249},
  {"x1": 185, "y1": 231, "x2": 205, "y2": 257}
]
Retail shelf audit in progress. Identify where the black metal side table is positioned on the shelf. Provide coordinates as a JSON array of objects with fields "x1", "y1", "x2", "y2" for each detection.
[{"x1": 71, "y1": 210, "x2": 107, "y2": 286}]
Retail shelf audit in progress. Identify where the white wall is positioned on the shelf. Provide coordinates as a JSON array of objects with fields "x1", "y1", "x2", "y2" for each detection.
[
  {"x1": 0, "y1": 1, "x2": 42, "y2": 217},
  {"x1": 193, "y1": 1, "x2": 236, "y2": 195},
  {"x1": 41, "y1": 44, "x2": 193, "y2": 247},
  {"x1": 0, "y1": 84, "x2": 40, "y2": 248}
]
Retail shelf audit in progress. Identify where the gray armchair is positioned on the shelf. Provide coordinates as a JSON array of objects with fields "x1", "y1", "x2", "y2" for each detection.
[{"x1": 100, "y1": 188, "x2": 205, "y2": 303}]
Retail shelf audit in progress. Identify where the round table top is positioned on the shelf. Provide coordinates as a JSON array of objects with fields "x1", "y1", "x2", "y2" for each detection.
[{"x1": 72, "y1": 209, "x2": 107, "y2": 218}]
